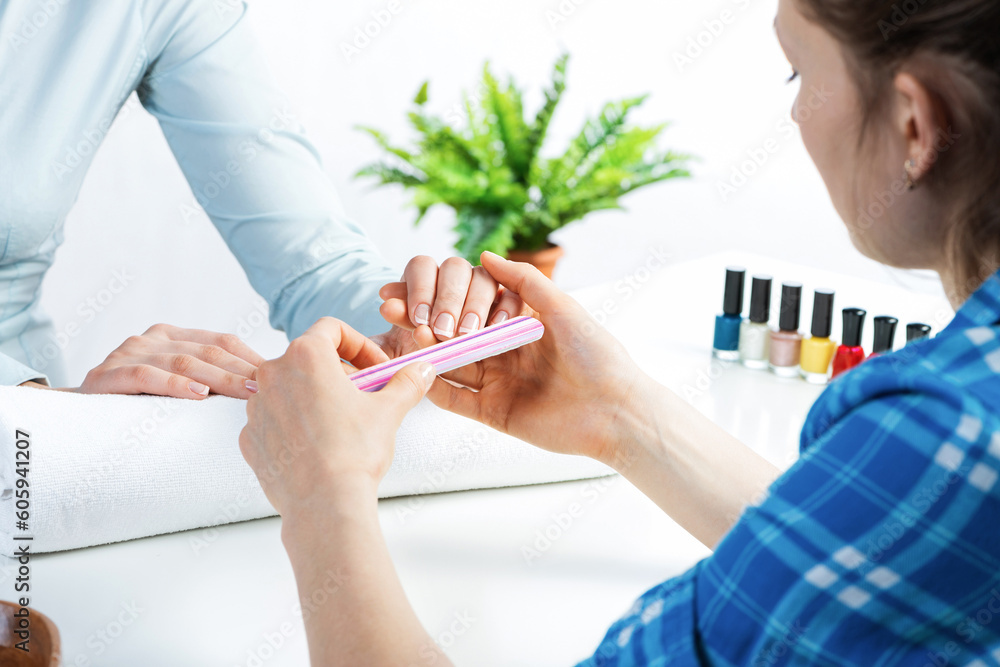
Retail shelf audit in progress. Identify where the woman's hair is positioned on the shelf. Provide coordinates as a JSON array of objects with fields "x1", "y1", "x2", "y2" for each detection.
[{"x1": 796, "y1": 0, "x2": 1000, "y2": 299}]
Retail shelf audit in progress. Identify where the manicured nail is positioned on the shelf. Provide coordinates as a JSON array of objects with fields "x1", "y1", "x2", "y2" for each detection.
[
  {"x1": 245, "y1": 380, "x2": 259, "y2": 393},
  {"x1": 433, "y1": 313, "x2": 455, "y2": 338},
  {"x1": 189, "y1": 381, "x2": 210, "y2": 396},
  {"x1": 418, "y1": 362, "x2": 436, "y2": 389},
  {"x1": 492, "y1": 311, "x2": 509, "y2": 325},
  {"x1": 458, "y1": 313, "x2": 480, "y2": 335},
  {"x1": 483, "y1": 251, "x2": 504, "y2": 262},
  {"x1": 414, "y1": 303, "x2": 431, "y2": 326}
]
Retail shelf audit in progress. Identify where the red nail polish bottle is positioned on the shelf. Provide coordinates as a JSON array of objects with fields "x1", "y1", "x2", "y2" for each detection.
[
  {"x1": 831, "y1": 308, "x2": 867, "y2": 379},
  {"x1": 868, "y1": 316, "x2": 898, "y2": 360}
]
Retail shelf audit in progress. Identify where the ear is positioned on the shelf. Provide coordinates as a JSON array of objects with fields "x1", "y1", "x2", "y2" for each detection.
[{"x1": 893, "y1": 72, "x2": 949, "y2": 181}]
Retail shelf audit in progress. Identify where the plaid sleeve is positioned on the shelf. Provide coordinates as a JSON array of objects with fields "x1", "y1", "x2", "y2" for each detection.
[
  {"x1": 696, "y1": 383, "x2": 1000, "y2": 666},
  {"x1": 578, "y1": 366, "x2": 1000, "y2": 666},
  {"x1": 575, "y1": 566, "x2": 706, "y2": 667}
]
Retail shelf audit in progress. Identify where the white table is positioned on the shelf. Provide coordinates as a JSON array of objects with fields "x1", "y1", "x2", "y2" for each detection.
[{"x1": 6, "y1": 253, "x2": 952, "y2": 666}]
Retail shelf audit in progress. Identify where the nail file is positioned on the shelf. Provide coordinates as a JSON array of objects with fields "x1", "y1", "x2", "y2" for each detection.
[{"x1": 349, "y1": 316, "x2": 545, "y2": 393}]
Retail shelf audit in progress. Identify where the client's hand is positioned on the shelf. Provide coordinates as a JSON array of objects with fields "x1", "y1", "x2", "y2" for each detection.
[
  {"x1": 78, "y1": 324, "x2": 264, "y2": 399},
  {"x1": 427, "y1": 252, "x2": 653, "y2": 466},
  {"x1": 239, "y1": 317, "x2": 434, "y2": 515},
  {"x1": 379, "y1": 255, "x2": 526, "y2": 342}
]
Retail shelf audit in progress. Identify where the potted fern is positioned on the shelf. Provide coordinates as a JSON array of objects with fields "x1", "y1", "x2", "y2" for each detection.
[{"x1": 356, "y1": 55, "x2": 692, "y2": 277}]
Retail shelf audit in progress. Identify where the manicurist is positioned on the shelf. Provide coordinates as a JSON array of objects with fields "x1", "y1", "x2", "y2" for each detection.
[{"x1": 239, "y1": 0, "x2": 1000, "y2": 663}]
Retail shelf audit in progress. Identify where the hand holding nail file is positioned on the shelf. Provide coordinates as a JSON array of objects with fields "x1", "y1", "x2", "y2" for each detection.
[{"x1": 350, "y1": 316, "x2": 545, "y2": 392}]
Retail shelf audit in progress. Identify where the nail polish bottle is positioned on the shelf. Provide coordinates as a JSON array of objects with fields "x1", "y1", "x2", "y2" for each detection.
[
  {"x1": 740, "y1": 276, "x2": 772, "y2": 369},
  {"x1": 769, "y1": 283, "x2": 803, "y2": 377},
  {"x1": 800, "y1": 290, "x2": 837, "y2": 385},
  {"x1": 906, "y1": 323, "x2": 932, "y2": 344},
  {"x1": 868, "y1": 316, "x2": 898, "y2": 359},
  {"x1": 832, "y1": 308, "x2": 867, "y2": 379},
  {"x1": 713, "y1": 267, "x2": 745, "y2": 361}
]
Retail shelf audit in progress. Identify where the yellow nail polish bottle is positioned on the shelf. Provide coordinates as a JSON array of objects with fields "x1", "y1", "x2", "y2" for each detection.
[{"x1": 800, "y1": 290, "x2": 837, "y2": 384}]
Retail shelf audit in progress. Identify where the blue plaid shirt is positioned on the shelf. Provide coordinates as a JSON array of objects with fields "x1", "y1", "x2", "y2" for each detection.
[{"x1": 579, "y1": 271, "x2": 1000, "y2": 666}]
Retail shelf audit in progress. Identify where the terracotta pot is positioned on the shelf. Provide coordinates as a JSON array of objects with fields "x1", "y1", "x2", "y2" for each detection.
[
  {"x1": 0, "y1": 601, "x2": 61, "y2": 667},
  {"x1": 506, "y1": 244, "x2": 564, "y2": 279}
]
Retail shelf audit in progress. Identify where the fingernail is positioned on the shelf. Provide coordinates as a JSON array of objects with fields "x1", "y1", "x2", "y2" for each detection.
[
  {"x1": 414, "y1": 304, "x2": 431, "y2": 326},
  {"x1": 433, "y1": 313, "x2": 455, "y2": 338},
  {"x1": 492, "y1": 311, "x2": 509, "y2": 325},
  {"x1": 418, "y1": 362, "x2": 436, "y2": 389},
  {"x1": 245, "y1": 380, "x2": 259, "y2": 393},
  {"x1": 458, "y1": 313, "x2": 480, "y2": 335},
  {"x1": 483, "y1": 251, "x2": 504, "y2": 261},
  {"x1": 189, "y1": 381, "x2": 210, "y2": 396}
]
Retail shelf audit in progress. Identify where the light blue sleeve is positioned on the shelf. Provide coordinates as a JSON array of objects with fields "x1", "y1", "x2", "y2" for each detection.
[
  {"x1": 0, "y1": 354, "x2": 48, "y2": 387},
  {"x1": 136, "y1": 0, "x2": 399, "y2": 339}
]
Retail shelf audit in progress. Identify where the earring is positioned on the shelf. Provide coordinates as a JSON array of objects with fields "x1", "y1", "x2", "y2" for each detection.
[{"x1": 904, "y1": 159, "x2": 918, "y2": 191}]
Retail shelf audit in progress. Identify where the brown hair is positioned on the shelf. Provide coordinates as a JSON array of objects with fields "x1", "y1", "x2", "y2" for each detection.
[{"x1": 796, "y1": 0, "x2": 1000, "y2": 300}]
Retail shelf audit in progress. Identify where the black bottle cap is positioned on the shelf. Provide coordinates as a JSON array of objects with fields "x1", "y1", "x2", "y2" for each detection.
[
  {"x1": 906, "y1": 323, "x2": 932, "y2": 343},
  {"x1": 748, "y1": 276, "x2": 772, "y2": 324},
  {"x1": 810, "y1": 290, "x2": 835, "y2": 338},
  {"x1": 777, "y1": 283, "x2": 802, "y2": 332},
  {"x1": 872, "y1": 316, "x2": 899, "y2": 354},
  {"x1": 722, "y1": 267, "x2": 746, "y2": 316},
  {"x1": 842, "y1": 308, "x2": 867, "y2": 348}
]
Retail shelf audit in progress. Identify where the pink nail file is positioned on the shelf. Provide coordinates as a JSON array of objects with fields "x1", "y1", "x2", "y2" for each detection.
[{"x1": 349, "y1": 316, "x2": 545, "y2": 392}]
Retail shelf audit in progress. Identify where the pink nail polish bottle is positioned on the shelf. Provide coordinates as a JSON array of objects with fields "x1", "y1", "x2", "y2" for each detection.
[{"x1": 769, "y1": 283, "x2": 803, "y2": 377}]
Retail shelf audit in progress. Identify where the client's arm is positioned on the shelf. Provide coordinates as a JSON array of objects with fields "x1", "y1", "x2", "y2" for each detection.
[
  {"x1": 419, "y1": 252, "x2": 780, "y2": 549},
  {"x1": 239, "y1": 318, "x2": 450, "y2": 667}
]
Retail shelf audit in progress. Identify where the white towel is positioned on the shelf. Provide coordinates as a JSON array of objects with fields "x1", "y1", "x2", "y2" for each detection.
[{"x1": 0, "y1": 387, "x2": 611, "y2": 555}]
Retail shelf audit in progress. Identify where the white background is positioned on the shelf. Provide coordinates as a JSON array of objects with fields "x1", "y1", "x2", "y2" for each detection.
[{"x1": 40, "y1": 0, "x2": 945, "y2": 384}]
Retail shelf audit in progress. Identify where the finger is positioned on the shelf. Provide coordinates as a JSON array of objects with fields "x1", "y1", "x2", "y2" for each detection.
[
  {"x1": 480, "y1": 251, "x2": 565, "y2": 315},
  {"x1": 412, "y1": 325, "x2": 438, "y2": 350},
  {"x1": 301, "y1": 317, "x2": 390, "y2": 370},
  {"x1": 150, "y1": 353, "x2": 257, "y2": 398},
  {"x1": 429, "y1": 257, "x2": 474, "y2": 340},
  {"x1": 379, "y1": 298, "x2": 413, "y2": 331},
  {"x1": 426, "y1": 377, "x2": 483, "y2": 422},
  {"x1": 98, "y1": 364, "x2": 214, "y2": 400},
  {"x1": 488, "y1": 287, "x2": 529, "y2": 325},
  {"x1": 170, "y1": 341, "x2": 259, "y2": 379},
  {"x1": 401, "y1": 256, "x2": 440, "y2": 328},
  {"x1": 375, "y1": 362, "x2": 435, "y2": 421},
  {"x1": 456, "y1": 266, "x2": 499, "y2": 336},
  {"x1": 379, "y1": 282, "x2": 408, "y2": 302},
  {"x1": 154, "y1": 325, "x2": 266, "y2": 368}
]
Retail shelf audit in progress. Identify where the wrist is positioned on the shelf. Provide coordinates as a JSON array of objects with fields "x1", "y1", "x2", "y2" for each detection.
[
  {"x1": 596, "y1": 373, "x2": 670, "y2": 474},
  {"x1": 280, "y1": 473, "x2": 381, "y2": 554}
]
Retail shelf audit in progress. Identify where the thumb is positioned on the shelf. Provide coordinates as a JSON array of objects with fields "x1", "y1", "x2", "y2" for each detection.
[
  {"x1": 378, "y1": 362, "x2": 435, "y2": 420},
  {"x1": 480, "y1": 251, "x2": 564, "y2": 314}
]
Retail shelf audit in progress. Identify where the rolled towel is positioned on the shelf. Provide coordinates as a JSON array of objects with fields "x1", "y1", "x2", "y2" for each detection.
[{"x1": 0, "y1": 386, "x2": 611, "y2": 556}]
